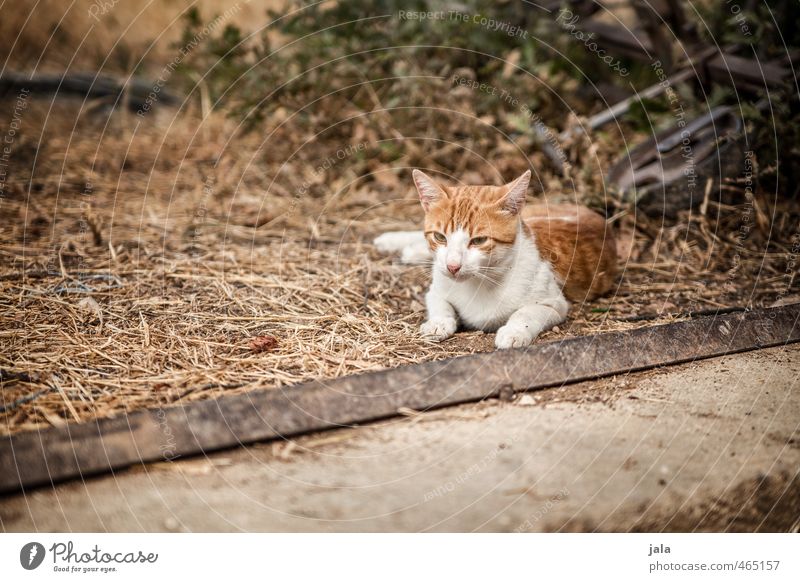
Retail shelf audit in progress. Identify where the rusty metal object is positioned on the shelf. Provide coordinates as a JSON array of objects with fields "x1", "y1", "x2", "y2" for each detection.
[
  {"x1": 537, "y1": 2, "x2": 788, "y2": 172},
  {"x1": 572, "y1": 19, "x2": 789, "y2": 91},
  {"x1": 551, "y1": 1, "x2": 789, "y2": 137},
  {"x1": 0, "y1": 72, "x2": 179, "y2": 112},
  {"x1": 605, "y1": 106, "x2": 744, "y2": 216},
  {"x1": 1, "y1": 304, "x2": 799, "y2": 494},
  {"x1": 700, "y1": 53, "x2": 789, "y2": 92}
]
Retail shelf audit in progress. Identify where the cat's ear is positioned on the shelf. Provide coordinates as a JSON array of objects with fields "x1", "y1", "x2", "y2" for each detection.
[
  {"x1": 498, "y1": 170, "x2": 531, "y2": 215},
  {"x1": 413, "y1": 169, "x2": 447, "y2": 212}
]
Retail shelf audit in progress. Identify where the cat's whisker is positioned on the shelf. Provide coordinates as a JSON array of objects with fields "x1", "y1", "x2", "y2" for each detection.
[
  {"x1": 476, "y1": 267, "x2": 507, "y2": 281},
  {"x1": 472, "y1": 270, "x2": 503, "y2": 285},
  {"x1": 399, "y1": 258, "x2": 434, "y2": 267}
]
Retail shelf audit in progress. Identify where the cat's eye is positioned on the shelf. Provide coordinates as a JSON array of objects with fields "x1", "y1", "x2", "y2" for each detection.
[
  {"x1": 470, "y1": 236, "x2": 488, "y2": 246},
  {"x1": 433, "y1": 232, "x2": 447, "y2": 243}
]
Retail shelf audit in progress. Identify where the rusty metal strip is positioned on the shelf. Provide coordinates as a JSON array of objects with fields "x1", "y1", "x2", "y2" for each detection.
[{"x1": 1, "y1": 304, "x2": 798, "y2": 494}]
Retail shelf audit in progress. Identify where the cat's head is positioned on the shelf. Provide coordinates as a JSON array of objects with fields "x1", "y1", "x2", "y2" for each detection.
[{"x1": 413, "y1": 169, "x2": 531, "y2": 281}]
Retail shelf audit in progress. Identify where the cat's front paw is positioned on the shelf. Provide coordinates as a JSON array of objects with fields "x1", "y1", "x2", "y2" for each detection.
[
  {"x1": 420, "y1": 318, "x2": 457, "y2": 342},
  {"x1": 495, "y1": 324, "x2": 536, "y2": 349}
]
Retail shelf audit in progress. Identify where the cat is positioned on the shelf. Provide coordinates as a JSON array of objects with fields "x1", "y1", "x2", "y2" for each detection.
[{"x1": 374, "y1": 169, "x2": 617, "y2": 349}]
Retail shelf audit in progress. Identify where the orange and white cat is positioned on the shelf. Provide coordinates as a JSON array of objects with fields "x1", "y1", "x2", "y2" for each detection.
[{"x1": 374, "y1": 169, "x2": 617, "y2": 349}]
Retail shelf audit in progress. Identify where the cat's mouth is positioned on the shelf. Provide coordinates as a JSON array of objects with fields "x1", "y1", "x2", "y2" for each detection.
[{"x1": 444, "y1": 268, "x2": 471, "y2": 281}]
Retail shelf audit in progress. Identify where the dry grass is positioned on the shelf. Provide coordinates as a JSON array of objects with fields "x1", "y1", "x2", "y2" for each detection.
[{"x1": 1, "y1": 94, "x2": 796, "y2": 436}]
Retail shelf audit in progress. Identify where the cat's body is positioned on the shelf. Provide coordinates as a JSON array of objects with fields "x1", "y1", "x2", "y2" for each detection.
[{"x1": 375, "y1": 170, "x2": 617, "y2": 349}]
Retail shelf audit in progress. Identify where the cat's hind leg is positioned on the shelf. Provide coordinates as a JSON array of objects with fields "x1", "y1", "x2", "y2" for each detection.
[
  {"x1": 373, "y1": 231, "x2": 431, "y2": 264},
  {"x1": 373, "y1": 231, "x2": 425, "y2": 252}
]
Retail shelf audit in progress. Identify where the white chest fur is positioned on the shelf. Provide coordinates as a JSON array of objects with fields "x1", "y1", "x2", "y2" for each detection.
[{"x1": 431, "y1": 233, "x2": 566, "y2": 332}]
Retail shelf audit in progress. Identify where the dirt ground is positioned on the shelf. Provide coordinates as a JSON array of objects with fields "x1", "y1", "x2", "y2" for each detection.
[{"x1": 2, "y1": 343, "x2": 798, "y2": 532}]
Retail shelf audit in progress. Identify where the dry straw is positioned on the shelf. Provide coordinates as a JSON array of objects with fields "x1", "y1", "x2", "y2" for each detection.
[{"x1": 0, "y1": 88, "x2": 796, "y2": 436}]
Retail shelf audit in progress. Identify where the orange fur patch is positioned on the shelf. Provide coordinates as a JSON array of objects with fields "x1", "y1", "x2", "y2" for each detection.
[
  {"x1": 424, "y1": 185, "x2": 517, "y2": 253},
  {"x1": 524, "y1": 204, "x2": 618, "y2": 302}
]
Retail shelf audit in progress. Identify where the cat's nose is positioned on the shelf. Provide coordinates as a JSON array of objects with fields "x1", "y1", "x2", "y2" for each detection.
[{"x1": 447, "y1": 263, "x2": 461, "y2": 275}]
